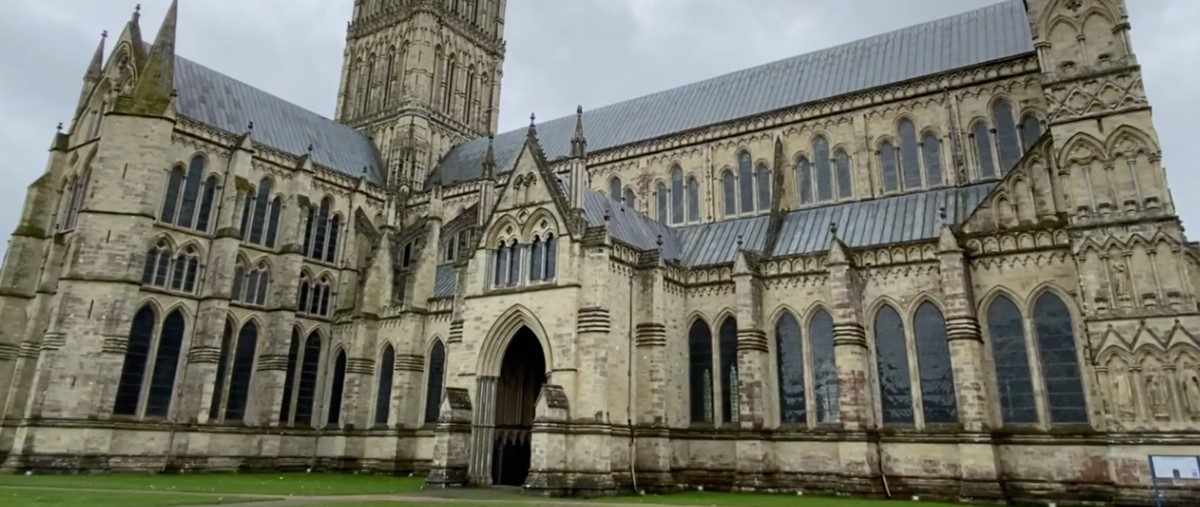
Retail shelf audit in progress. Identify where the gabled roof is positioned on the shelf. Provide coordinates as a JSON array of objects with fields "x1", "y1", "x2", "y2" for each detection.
[
  {"x1": 428, "y1": 0, "x2": 1033, "y2": 188},
  {"x1": 173, "y1": 57, "x2": 383, "y2": 184}
]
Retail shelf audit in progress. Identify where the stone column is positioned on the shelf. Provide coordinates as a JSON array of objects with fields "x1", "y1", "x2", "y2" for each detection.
[
  {"x1": 426, "y1": 387, "x2": 473, "y2": 487},
  {"x1": 633, "y1": 258, "x2": 673, "y2": 490},
  {"x1": 731, "y1": 250, "x2": 773, "y2": 490}
]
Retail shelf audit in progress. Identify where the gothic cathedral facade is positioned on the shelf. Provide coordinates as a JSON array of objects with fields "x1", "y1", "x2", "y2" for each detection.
[{"x1": 0, "y1": 0, "x2": 1197, "y2": 504}]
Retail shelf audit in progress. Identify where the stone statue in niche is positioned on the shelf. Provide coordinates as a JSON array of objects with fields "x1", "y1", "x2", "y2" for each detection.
[
  {"x1": 1112, "y1": 369, "x2": 1136, "y2": 420},
  {"x1": 1111, "y1": 261, "x2": 1132, "y2": 303},
  {"x1": 1147, "y1": 373, "x2": 1172, "y2": 418},
  {"x1": 1182, "y1": 368, "x2": 1200, "y2": 418}
]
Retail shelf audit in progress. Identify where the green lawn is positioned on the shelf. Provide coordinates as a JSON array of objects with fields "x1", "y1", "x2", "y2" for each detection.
[
  {"x1": 0, "y1": 486, "x2": 235, "y2": 507},
  {"x1": 0, "y1": 472, "x2": 424, "y2": 496}
]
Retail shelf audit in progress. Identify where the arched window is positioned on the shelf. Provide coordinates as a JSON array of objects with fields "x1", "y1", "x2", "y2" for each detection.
[
  {"x1": 196, "y1": 176, "x2": 218, "y2": 233},
  {"x1": 143, "y1": 241, "x2": 172, "y2": 288},
  {"x1": 973, "y1": 122, "x2": 997, "y2": 179},
  {"x1": 655, "y1": 183, "x2": 668, "y2": 222},
  {"x1": 914, "y1": 302, "x2": 957, "y2": 424},
  {"x1": 987, "y1": 296, "x2": 1037, "y2": 424},
  {"x1": 835, "y1": 151, "x2": 852, "y2": 199},
  {"x1": 874, "y1": 305, "x2": 913, "y2": 425},
  {"x1": 776, "y1": 312, "x2": 805, "y2": 424},
  {"x1": 738, "y1": 152, "x2": 754, "y2": 214},
  {"x1": 375, "y1": 344, "x2": 395, "y2": 425},
  {"x1": 1020, "y1": 113, "x2": 1042, "y2": 152},
  {"x1": 144, "y1": 310, "x2": 185, "y2": 417},
  {"x1": 317, "y1": 278, "x2": 332, "y2": 316},
  {"x1": 993, "y1": 99, "x2": 1021, "y2": 173},
  {"x1": 295, "y1": 332, "x2": 323, "y2": 425},
  {"x1": 622, "y1": 187, "x2": 636, "y2": 209},
  {"x1": 686, "y1": 177, "x2": 699, "y2": 223},
  {"x1": 223, "y1": 321, "x2": 258, "y2": 422},
  {"x1": 809, "y1": 309, "x2": 839, "y2": 423},
  {"x1": 114, "y1": 306, "x2": 156, "y2": 416},
  {"x1": 325, "y1": 215, "x2": 341, "y2": 263},
  {"x1": 921, "y1": 133, "x2": 943, "y2": 187},
  {"x1": 279, "y1": 330, "x2": 300, "y2": 423},
  {"x1": 813, "y1": 137, "x2": 832, "y2": 202},
  {"x1": 464, "y1": 66, "x2": 476, "y2": 122},
  {"x1": 424, "y1": 340, "x2": 446, "y2": 424},
  {"x1": 506, "y1": 239, "x2": 520, "y2": 286},
  {"x1": 238, "y1": 189, "x2": 253, "y2": 236},
  {"x1": 899, "y1": 119, "x2": 922, "y2": 190},
  {"x1": 756, "y1": 164, "x2": 772, "y2": 211},
  {"x1": 1033, "y1": 293, "x2": 1088, "y2": 424},
  {"x1": 265, "y1": 197, "x2": 282, "y2": 249},
  {"x1": 608, "y1": 177, "x2": 622, "y2": 201},
  {"x1": 670, "y1": 166, "x2": 684, "y2": 225},
  {"x1": 719, "y1": 317, "x2": 739, "y2": 423},
  {"x1": 721, "y1": 171, "x2": 736, "y2": 217},
  {"x1": 302, "y1": 205, "x2": 315, "y2": 256},
  {"x1": 879, "y1": 141, "x2": 899, "y2": 193},
  {"x1": 529, "y1": 236, "x2": 543, "y2": 282},
  {"x1": 493, "y1": 242, "x2": 509, "y2": 287},
  {"x1": 176, "y1": 157, "x2": 204, "y2": 228},
  {"x1": 161, "y1": 167, "x2": 185, "y2": 224},
  {"x1": 688, "y1": 320, "x2": 714, "y2": 424},
  {"x1": 327, "y1": 349, "x2": 347, "y2": 425},
  {"x1": 310, "y1": 198, "x2": 332, "y2": 260},
  {"x1": 796, "y1": 157, "x2": 813, "y2": 205},
  {"x1": 544, "y1": 234, "x2": 557, "y2": 280},
  {"x1": 298, "y1": 274, "x2": 311, "y2": 314},
  {"x1": 209, "y1": 319, "x2": 234, "y2": 421}
]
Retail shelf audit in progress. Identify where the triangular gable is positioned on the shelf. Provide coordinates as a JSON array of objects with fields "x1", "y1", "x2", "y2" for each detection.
[
  {"x1": 483, "y1": 132, "x2": 580, "y2": 239},
  {"x1": 960, "y1": 133, "x2": 1063, "y2": 235}
]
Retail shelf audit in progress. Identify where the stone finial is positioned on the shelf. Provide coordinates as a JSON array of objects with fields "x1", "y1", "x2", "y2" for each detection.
[
  {"x1": 133, "y1": 3, "x2": 142, "y2": 23},
  {"x1": 656, "y1": 234, "x2": 664, "y2": 248},
  {"x1": 247, "y1": 121, "x2": 254, "y2": 132},
  {"x1": 527, "y1": 112, "x2": 537, "y2": 139},
  {"x1": 736, "y1": 234, "x2": 744, "y2": 249},
  {"x1": 603, "y1": 209, "x2": 611, "y2": 222},
  {"x1": 56, "y1": 122, "x2": 63, "y2": 132},
  {"x1": 482, "y1": 135, "x2": 496, "y2": 179},
  {"x1": 829, "y1": 221, "x2": 839, "y2": 239},
  {"x1": 307, "y1": 143, "x2": 314, "y2": 153},
  {"x1": 939, "y1": 205, "x2": 948, "y2": 221},
  {"x1": 571, "y1": 105, "x2": 587, "y2": 158}
]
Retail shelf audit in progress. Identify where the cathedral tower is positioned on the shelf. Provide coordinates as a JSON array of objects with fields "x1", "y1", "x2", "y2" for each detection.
[{"x1": 335, "y1": 0, "x2": 506, "y2": 188}]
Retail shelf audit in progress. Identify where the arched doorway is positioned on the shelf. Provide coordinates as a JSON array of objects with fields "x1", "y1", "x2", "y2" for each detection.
[{"x1": 491, "y1": 326, "x2": 545, "y2": 486}]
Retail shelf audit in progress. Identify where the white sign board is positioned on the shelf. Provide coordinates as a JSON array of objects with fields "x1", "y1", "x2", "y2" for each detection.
[{"x1": 1150, "y1": 455, "x2": 1200, "y2": 480}]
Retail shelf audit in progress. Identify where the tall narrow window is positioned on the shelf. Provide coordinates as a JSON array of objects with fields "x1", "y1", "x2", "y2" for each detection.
[
  {"x1": 325, "y1": 216, "x2": 341, "y2": 263},
  {"x1": 302, "y1": 206, "x2": 315, "y2": 256},
  {"x1": 756, "y1": 164, "x2": 772, "y2": 211},
  {"x1": 506, "y1": 239, "x2": 520, "y2": 286},
  {"x1": 880, "y1": 141, "x2": 899, "y2": 193},
  {"x1": 686, "y1": 177, "x2": 700, "y2": 223},
  {"x1": 776, "y1": 312, "x2": 806, "y2": 425},
  {"x1": 814, "y1": 137, "x2": 832, "y2": 202},
  {"x1": 835, "y1": 151, "x2": 852, "y2": 199},
  {"x1": 375, "y1": 344, "x2": 395, "y2": 425},
  {"x1": 810, "y1": 310, "x2": 839, "y2": 423},
  {"x1": 914, "y1": 302, "x2": 957, "y2": 424},
  {"x1": 529, "y1": 236, "x2": 543, "y2": 282},
  {"x1": 114, "y1": 307, "x2": 156, "y2": 416},
  {"x1": 875, "y1": 305, "x2": 913, "y2": 425},
  {"x1": 993, "y1": 99, "x2": 1021, "y2": 173},
  {"x1": 719, "y1": 317, "x2": 739, "y2": 423},
  {"x1": 145, "y1": 310, "x2": 185, "y2": 418},
  {"x1": 424, "y1": 340, "x2": 446, "y2": 424},
  {"x1": 544, "y1": 234, "x2": 557, "y2": 280},
  {"x1": 656, "y1": 183, "x2": 668, "y2": 222},
  {"x1": 161, "y1": 167, "x2": 184, "y2": 224},
  {"x1": 196, "y1": 177, "x2": 218, "y2": 233},
  {"x1": 722, "y1": 171, "x2": 736, "y2": 217},
  {"x1": 327, "y1": 350, "x2": 347, "y2": 425},
  {"x1": 622, "y1": 188, "x2": 636, "y2": 209},
  {"x1": 209, "y1": 320, "x2": 234, "y2": 421},
  {"x1": 265, "y1": 198, "x2": 282, "y2": 249},
  {"x1": 1020, "y1": 114, "x2": 1042, "y2": 152},
  {"x1": 311, "y1": 198, "x2": 331, "y2": 260},
  {"x1": 738, "y1": 152, "x2": 754, "y2": 214},
  {"x1": 279, "y1": 331, "x2": 300, "y2": 423},
  {"x1": 494, "y1": 243, "x2": 508, "y2": 287},
  {"x1": 609, "y1": 177, "x2": 622, "y2": 201},
  {"x1": 796, "y1": 157, "x2": 813, "y2": 205},
  {"x1": 974, "y1": 122, "x2": 997, "y2": 179},
  {"x1": 670, "y1": 167, "x2": 684, "y2": 225},
  {"x1": 295, "y1": 332, "x2": 323, "y2": 425},
  {"x1": 224, "y1": 322, "x2": 258, "y2": 422},
  {"x1": 922, "y1": 134, "x2": 943, "y2": 187},
  {"x1": 176, "y1": 157, "x2": 205, "y2": 228},
  {"x1": 688, "y1": 320, "x2": 714, "y2": 424},
  {"x1": 899, "y1": 119, "x2": 922, "y2": 190},
  {"x1": 1033, "y1": 293, "x2": 1088, "y2": 424},
  {"x1": 987, "y1": 296, "x2": 1036, "y2": 424}
]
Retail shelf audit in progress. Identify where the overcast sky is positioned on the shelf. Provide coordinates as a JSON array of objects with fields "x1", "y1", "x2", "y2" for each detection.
[{"x1": 2, "y1": 0, "x2": 1198, "y2": 261}]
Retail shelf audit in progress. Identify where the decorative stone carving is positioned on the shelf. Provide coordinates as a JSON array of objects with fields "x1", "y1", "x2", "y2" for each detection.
[
  {"x1": 1112, "y1": 368, "x2": 1136, "y2": 420},
  {"x1": 1147, "y1": 373, "x2": 1171, "y2": 418},
  {"x1": 1182, "y1": 368, "x2": 1200, "y2": 418}
]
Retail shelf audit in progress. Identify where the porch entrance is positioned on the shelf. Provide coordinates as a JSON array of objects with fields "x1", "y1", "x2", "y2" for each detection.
[{"x1": 490, "y1": 326, "x2": 545, "y2": 486}]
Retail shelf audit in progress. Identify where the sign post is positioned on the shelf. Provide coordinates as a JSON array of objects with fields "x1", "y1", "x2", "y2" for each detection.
[{"x1": 1148, "y1": 455, "x2": 1200, "y2": 507}]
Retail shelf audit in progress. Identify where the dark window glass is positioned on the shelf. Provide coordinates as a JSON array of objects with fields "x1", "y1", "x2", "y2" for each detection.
[
  {"x1": 311, "y1": 199, "x2": 330, "y2": 260},
  {"x1": 738, "y1": 153, "x2": 754, "y2": 214},
  {"x1": 494, "y1": 245, "x2": 507, "y2": 286},
  {"x1": 880, "y1": 142, "x2": 899, "y2": 193},
  {"x1": 719, "y1": 317, "x2": 739, "y2": 423},
  {"x1": 993, "y1": 100, "x2": 1021, "y2": 173},
  {"x1": 224, "y1": 322, "x2": 259, "y2": 422},
  {"x1": 722, "y1": 171, "x2": 737, "y2": 216},
  {"x1": 809, "y1": 310, "x2": 839, "y2": 423},
  {"x1": 529, "y1": 237, "x2": 543, "y2": 282},
  {"x1": 987, "y1": 296, "x2": 1037, "y2": 424},
  {"x1": 295, "y1": 333, "x2": 323, "y2": 425},
  {"x1": 232, "y1": 265, "x2": 245, "y2": 303},
  {"x1": 196, "y1": 177, "x2": 218, "y2": 232},
  {"x1": 688, "y1": 320, "x2": 713, "y2": 424},
  {"x1": 326, "y1": 216, "x2": 341, "y2": 263},
  {"x1": 835, "y1": 151, "x2": 852, "y2": 199},
  {"x1": 145, "y1": 310, "x2": 185, "y2": 417},
  {"x1": 327, "y1": 350, "x2": 347, "y2": 425},
  {"x1": 209, "y1": 320, "x2": 234, "y2": 421},
  {"x1": 671, "y1": 167, "x2": 684, "y2": 225},
  {"x1": 796, "y1": 157, "x2": 813, "y2": 205},
  {"x1": 1020, "y1": 114, "x2": 1042, "y2": 152},
  {"x1": 899, "y1": 119, "x2": 922, "y2": 190},
  {"x1": 686, "y1": 177, "x2": 699, "y2": 222},
  {"x1": 914, "y1": 303, "x2": 957, "y2": 424},
  {"x1": 609, "y1": 177, "x2": 622, "y2": 201},
  {"x1": 623, "y1": 188, "x2": 636, "y2": 209},
  {"x1": 302, "y1": 207, "x2": 315, "y2": 255},
  {"x1": 756, "y1": 164, "x2": 771, "y2": 211},
  {"x1": 114, "y1": 307, "x2": 155, "y2": 415},
  {"x1": 238, "y1": 191, "x2": 253, "y2": 238},
  {"x1": 298, "y1": 280, "x2": 310, "y2": 314},
  {"x1": 507, "y1": 241, "x2": 520, "y2": 286},
  {"x1": 922, "y1": 134, "x2": 943, "y2": 187},
  {"x1": 183, "y1": 256, "x2": 199, "y2": 293},
  {"x1": 776, "y1": 312, "x2": 806, "y2": 424},
  {"x1": 154, "y1": 250, "x2": 171, "y2": 287},
  {"x1": 161, "y1": 168, "x2": 184, "y2": 223},
  {"x1": 375, "y1": 345, "x2": 395, "y2": 425},
  {"x1": 170, "y1": 254, "x2": 187, "y2": 291},
  {"x1": 656, "y1": 183, "x2": 668, "y2": 223},
  {"x1": 545, "y1": 235, "x2": 557, "y2": 280},
  {"x1": 875, "y1": 305, "x2": 913, "y2": 425},
  {"x1": 424, "y1": 340, "x2": 446, "y2": 424},
  {"x1": 177, "y1": 157, "x2": 205, "y2": 228},
  {"x1": 318, "y1": 282, "x2": 331, "y2": 316},
  {"x1": 142, "y1": 247, "x2": 158, "y2": 285},
  {"x1": 279, "y1": 331, "x2": 300, "y2": 423},
  {"x1": 265, "y1": 198, "x2": 282, "y2": 248},
  {"x1": 974, "y1": 123, "x2": 997, "y2": 179},
  {"x1": 1033, "y1": 293, "x2": 1088, "y2": 424},
  {"x1": 814, "y1": 137, "x2": 832, "y2": 202}
]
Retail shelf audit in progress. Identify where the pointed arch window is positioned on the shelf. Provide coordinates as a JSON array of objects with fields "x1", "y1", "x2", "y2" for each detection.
[
  {"x1": 776, "y1": 312, "x2": 806, "y2": 425},
  {"x1": 721, "y1": 171, "x2": 736, "y2": 217},
  {"x1": 608, "y1": 177, "x2": 622, "y2": 201},
  {"x1": 686, "y1": 177, "x2": 700, "y2": 223},
  {"x1": 622, "y1": 187, "x2": 636, "y2": 210},
  {"x1": 303, "y1": 205, "x2": 316, "y2": 257},
  {"x1": 493, "y1": 241, "x2": 509, "y2": 287},
  {"x1": 142, "y1": 242, "x2": 200, "y2": 294},
  {"x1": 325, "y1": 215, "x2": 341, "y2": 263},
  {"x1": 879, "y1": 141, "x2": 900, "y2": 193},
  {"x1": 875, "y1": 305, "x2": 913, "y2": 425},
  {"x1": 196, "y1": 176, "x2": 218, "y2": 233},
  {"x1": 899, "y1": 119, "x2": 922, "y2": 190},
  {"x1": 738, "y1": 152, "x2": 754, "y2": 214},
  {"x1": 327, "y1": 349, "x2": 348, "y2": 426},
  {"x1": 424, "y1": 340, "x2": 447, "y2": 424},
  {"x1": 112, "y1": 307, "x2": 187, "y2": 419},
  {"x1": 656, "y1": 183, "x2": 668, "y2": 223},
  {"x1": 143, "y1": 310, "x2": 185, "y2": 418},
  {"x1": 1019, "y1": 113, "x2": 1043, "y2": 152},
  {"x1": 298, "y1": 274, "x2": 311, "y2": 315},
  {"x1": 835, "y1": 151, "x2": 853, "y2": 199},
  {"x1": 279, "y1": 330, "x2": 301, "y2": 423},
  {"x1": 375, "y1": 344, "x2": 395, "y2": 425},
  {"x1": 796, "y1": 157, "x2": 813, "y2": 205},
  {"x1": 756, "y1": 163, "x2": 772, "y2": 211},
  {"x1": 465, "y1": 66, "x2": 476, "y2": 122},
  {"x1": 60, "y1": 168, "x2": 91, "y2": 231},
  {"x1": 223, "y1": 321, "x2": 259, "y2": 422},
  {"x1": 973, "y1": 122, "x2": 997, "y2": 179},
  {"x1": 914, "y1": 302, "x2": 957, "y2": 424},
  {"x1": 809, "y1": 309, "x2": 839, "y2": 423},
  {"x1": 529, "y1": 236, "x2": 544, "y2": 282},
  {"x1": 209, "y1": 319, "x2": 235, "y2": 421},
  {"x1": 265, "y1": 197, "x2": 282, "y2": 249},
  {"x1": 506, "y1": 239, "x2": 520, "y2": 286},
  {"x1": 294, "y1": 332, "x2": 323, "y2": 425},
  {"x1": 670, "y1": 166, "x2": 684, "y2": 225},
  {"x1": 544, "y1": 234, "x2": 557, "y2": 280},
  {"x1": 921, "y1": 133, "x2": 944, "y2": 187},
  {"x1": 993, "y1": 99, "x2": 1021, "y2": 173},
  {"x1": 987, "y1": 296, "x2": 1036, "y2": 424},
  {"x1": 310, "y1": 198, "x2": 333, "y2": 261},
  {"x1": 719, "y1": 317, "x2": 739, "y2": 424},
  {"x1": 814, "y1": 137, "x2": 833, "y2": 202},
  {"x1": 688, "y1": 320, "x2": 714, "y2": 424},
  {"x1": 233, "y1": 261, "x2": 270, "y2": 307},
  {"x1": 161, "y1": 156, "x2": 209, "y2": 231},
  {"x1": 113, "y1": 307, "x2": 155, "y2": 416},
  {"x1": 161, "y1": 167, "x2": 185, "y2": 226},
  {"x1": 1033, "y1": 293, "x2": 1088, "y2": 424}
]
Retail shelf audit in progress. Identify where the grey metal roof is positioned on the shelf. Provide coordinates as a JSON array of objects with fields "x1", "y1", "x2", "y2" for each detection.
[
  {"x1": 428, "y1": 0, "x2": 1032, "y2": 188},
  {"x1": 677, "y1": 215, "x2": 771, "y2": 267},
  {"x1": 433, "y1": 264, "x2": 458, "y2": 298},
  {"x1": 174, "y1": 57, "x2": 383, "y2": 184},
  {"x1": 581, "y1": 190, "x2": 683, "y2": 260}
]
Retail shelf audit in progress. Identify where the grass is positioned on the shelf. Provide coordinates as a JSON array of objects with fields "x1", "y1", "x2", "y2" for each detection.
[
  {"x1": 0, "y1": 486, "x2": 235, "y2": 507},
  {"x1": 0, "y1": 472, "x2": 425, "y2": 496}
]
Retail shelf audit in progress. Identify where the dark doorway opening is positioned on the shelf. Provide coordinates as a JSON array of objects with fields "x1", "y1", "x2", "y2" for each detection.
[{"x1": 491, "y1": 327, "x2": 545, "y2": 486}]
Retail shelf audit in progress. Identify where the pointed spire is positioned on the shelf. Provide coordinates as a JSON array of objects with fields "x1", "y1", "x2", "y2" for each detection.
[
  {"x1": 527, "y1": 112, "x2": 538, "y2": 139},
  {"x1": 86, "y1": 31, "x2": 107, "y2": 80},
  {"x1": 133, "y1": 3, "x2": 142, "y2": 24},
  {"x1": 481, "y1": 135, "x2": 496, "y2": 179},
  {"x1": 115, "y1": 0, "x2": 177, "y2": 115},
  {"x1": 571, "y1": 105, "x2": 587, "y2": 158}
]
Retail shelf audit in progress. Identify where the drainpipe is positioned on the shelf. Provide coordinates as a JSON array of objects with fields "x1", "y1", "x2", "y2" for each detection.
[{"x1": 626, "y1": 273, "x2": 638, "y2": 493}]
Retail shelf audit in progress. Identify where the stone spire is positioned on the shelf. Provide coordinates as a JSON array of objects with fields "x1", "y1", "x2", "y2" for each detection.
[
  {"x1": 527, "y1": 112, "x2": 538, "y2": 139},
  {"x1": 85, "y1": 31, "x2": 107, "y2": 81},
  {"x1": 115, "y1": 0, "x2": 177, "y2": 116},
  {"x1": 571, "y1": 105, "x2": 587, "y2": 158},
  {"x1": 481, "y1": 135, "x2": 496, "y2": 180}
]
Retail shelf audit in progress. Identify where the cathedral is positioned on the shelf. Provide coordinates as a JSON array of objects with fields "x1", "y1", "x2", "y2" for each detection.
[{"x1": 1, "y1": 0, "x2": 1198, "y2": 503}]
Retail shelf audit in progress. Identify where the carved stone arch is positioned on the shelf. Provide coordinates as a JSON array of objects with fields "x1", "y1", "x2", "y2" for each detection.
[
  {"x1": 976, "y1": 286, "x2": 1027, "y2": 321},
  {"x1": 425, "y1": 334, "x2": 446, "y2": 356},
  {"x1": 1167, "y1": 343, "x2": 1200, "y2": 366},
  {"x1": 865, "y1": 296, "x2": 906, "y2": 329},
  {"x1": 239, "y1": 313, "x2": 267, "y2": 335},
  {"x1": 767, "y1": 305, "x2": 804, "y2": 330},
  {"x1": 521, "y1": 207, "x2": 561, "y2": 240},
  {"x1": 1026, "y1": 283, "x2": 1083, "y2": 323},
  {"x1": 712, "y1": 308, "x2": 739, "y2": 330},
  {"x1": 477, "y1": 305, "x2": 554, "y2": 377},
  {"x1": 685, "y1": 310, "x2": 713, "y2": 331},
  {"x1": 1096, "y1": 344, "x2": 1135, "y2": 368},
  {"x1": 873, "y1": 134, "x2": 898, "y2": 152},
  {"x1": 1058, "y1": 132, "x2": 1108, "y2": 167},
  {"x1": 148, "y1": 233, "x2": 178, "y2": 251},
  {"x1": 486, "y1": 214, "x2": 520, "y2": 248},
  {"x1": 132, "y1": 297, "x2": 166, "y2": 322},
  {"x1": 161, "y1": 301, "x2": 195, "y2": 324},
  {"x1": 906, "y1": 293, "x2": 947, "y2": 317},
  {"x1": 1105, "y1": 125, "x2": 1159, "y2": 159}
]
